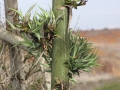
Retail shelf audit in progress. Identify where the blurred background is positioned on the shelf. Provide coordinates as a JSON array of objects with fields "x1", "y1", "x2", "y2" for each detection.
[{"x1": 0, "y1": 0, "x2": 120, "y2": 90}]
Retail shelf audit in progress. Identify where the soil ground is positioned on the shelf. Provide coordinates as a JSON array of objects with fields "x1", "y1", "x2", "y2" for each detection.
[{"x1": 70, "y1": 76, "x2": 120, "y2": 90}]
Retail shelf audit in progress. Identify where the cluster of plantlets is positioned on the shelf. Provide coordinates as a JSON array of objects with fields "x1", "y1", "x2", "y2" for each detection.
[
  {"x1": 7, "y1": 4, "x2": 99, "y2": 84},
  {"x1": 7, "y1": 4, "x2": 63, "y2": 57},
  {"x1": 66, "y1": 32, "x2": 98, "y2": 80}
]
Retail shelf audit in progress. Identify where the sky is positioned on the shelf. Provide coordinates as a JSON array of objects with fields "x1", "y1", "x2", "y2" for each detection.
[{"x1": 0, "y1": 0, "x2": 120, "y2": 30}]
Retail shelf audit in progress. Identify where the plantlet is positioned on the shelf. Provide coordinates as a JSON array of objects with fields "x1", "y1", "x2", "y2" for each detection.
[{"x1": 65, "y1": 32, "x2": 99, "y2": 84}]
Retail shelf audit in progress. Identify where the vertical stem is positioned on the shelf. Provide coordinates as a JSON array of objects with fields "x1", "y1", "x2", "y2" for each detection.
[
  {"x1": 4, "y1": 0, "x2": 26, "y2": 90},
  {"x1": 51, "y1": 0, "x2": 70, "y2": 90}
]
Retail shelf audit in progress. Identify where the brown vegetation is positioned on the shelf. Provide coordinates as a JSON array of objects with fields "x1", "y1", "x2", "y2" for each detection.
[{"x1": 80, "y1": 28, "x2": 120, "y2": 43}]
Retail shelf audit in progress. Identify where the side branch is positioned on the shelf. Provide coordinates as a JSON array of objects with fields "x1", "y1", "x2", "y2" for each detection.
[{"x1": 0, "y1": 27, "x2": 24, "y2": 46}]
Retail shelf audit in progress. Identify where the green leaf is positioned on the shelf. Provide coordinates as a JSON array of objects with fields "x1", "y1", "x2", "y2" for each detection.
[
  {"x1": 55, "y1": 14, "x2": 65, "y2": 25},
  {"x1": 24, "y1": 13, "x2": 31, "y2": 22},
  {"x1": 20, "y1": 41, "x2": 32, "y2": 47},
  {"x1": 24, "y1": 4, "x2": 36, "y2": 21},
  {"x1": 21, "y1": 33, "x2": 29, "y2": 42},
  {"x1": 70, "y1": 78, "x2": 80, "y2": 86},
  {"x1": 10, "y1": 8, "x2": 23, "y2": 20},
  {"x1": 38, "y1": 6, "x2": 49, "y2": 19},
  {"x1": 6, "y1": 19, "x2": 16, "y2": 30},
  {"x1": 28, "y1": 22, "x2": 32, "y2": 29},
  {"x1": 13, "y1": 41, "x2": 23, "y2": 47},
  {"x1": 82, "y1": 68, "x2": 89, "y2": 72},
  {"x1": 16, "y1": 24, "x2": 22, "y2": 28},
  {"x1": 34, "y1": 32, "x2": 42, "y2": 40}
]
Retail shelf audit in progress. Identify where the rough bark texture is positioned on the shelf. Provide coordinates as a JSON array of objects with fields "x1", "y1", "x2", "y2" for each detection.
[
  {"x1": 4, "y1": 0, "x2": 26, "y2": 90},
  {"x1": 0, "y1": 27, "x2": 24, "y2": 45},
  {"x1": 51, "y1": 0, "x2": 70, "y2": 90}
]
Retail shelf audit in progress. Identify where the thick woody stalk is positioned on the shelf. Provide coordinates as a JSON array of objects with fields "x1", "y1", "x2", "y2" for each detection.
[
  {"x1": 4, "y1": 0, "x2": 26, "y2": 90},
  {"x1": 51, "y1": 0, "x2": 70, "y2": 89}
]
